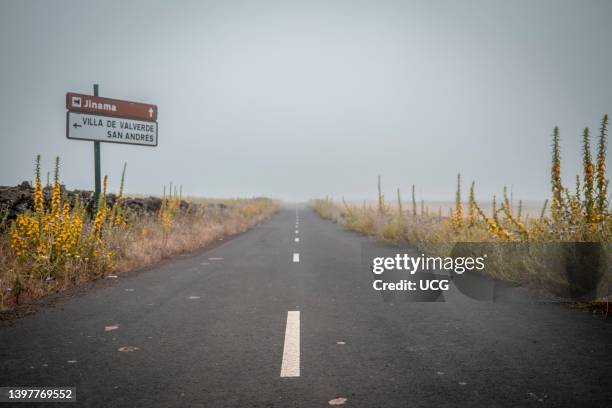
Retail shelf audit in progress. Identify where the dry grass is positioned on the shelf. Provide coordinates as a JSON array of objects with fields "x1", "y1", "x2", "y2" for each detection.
[
  {"x1": 0, "y1": 155, "x2": 278, "y2": 310},
  {"x1": 0, "y1": 198, "x2": 277, "y2": 310},
  {"x1": 312, "y1": 115, "x2": 612, "y2": 300},
  {"x1": 111, "y1": 199, "x2": 277, "y2": 273},
  {"x1": 313, "y1": 197, "x2": 611, "y2": 300}
]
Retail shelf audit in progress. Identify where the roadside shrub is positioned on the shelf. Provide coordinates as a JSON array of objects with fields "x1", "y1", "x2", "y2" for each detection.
[{"x1": 311, "y1": 114, "x2": 611, "y2": 297}]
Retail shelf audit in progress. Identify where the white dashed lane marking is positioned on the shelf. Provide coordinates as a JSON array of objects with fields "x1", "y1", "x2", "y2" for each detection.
[
  {"x1": 282, "y1": 211, "x2": 300, "y2": 376},
  {"x1": 280, "y1": 311, "x2": 300, "y2": 377}
]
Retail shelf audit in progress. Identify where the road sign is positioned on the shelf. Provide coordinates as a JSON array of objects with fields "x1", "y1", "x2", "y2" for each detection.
[
  {"x1": 65, "y1": 85, "x2": 159, "y2": 206},
  {"x1": 66, "y1": 111, "x2": 158, "y2": 147},
  {"x1": 66, "y1": 92, "x2": 157, "y2": 121}
]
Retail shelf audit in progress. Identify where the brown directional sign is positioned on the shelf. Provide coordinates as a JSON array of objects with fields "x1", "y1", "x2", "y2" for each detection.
[{"x1": 66, "y1": 92, "x2": 157, "y2": 122}]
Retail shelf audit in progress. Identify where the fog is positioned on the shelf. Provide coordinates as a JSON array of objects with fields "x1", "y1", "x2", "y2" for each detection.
[{"x1": 1, "y1": 0, "x2": 611, "y2": 202}]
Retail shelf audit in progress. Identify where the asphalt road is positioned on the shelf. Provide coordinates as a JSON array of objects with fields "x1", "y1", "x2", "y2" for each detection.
[{"x1": 1, "y1": 206, "x2": 611, "y2": 407}]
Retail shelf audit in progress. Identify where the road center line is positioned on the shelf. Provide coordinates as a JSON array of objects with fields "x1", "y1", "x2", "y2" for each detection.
[
  {"x1": 293, "y1": 253, "x2": 300, "y2": 262},
  {"x1": 295, "y1": 237, "x2": 299, "y2": 242},
  {"x1": 295, "y1": 230, "x2": 299, "y2": 234},
  {"x1": 280, "y1": 311, "x2": 300, "y2": 377}
]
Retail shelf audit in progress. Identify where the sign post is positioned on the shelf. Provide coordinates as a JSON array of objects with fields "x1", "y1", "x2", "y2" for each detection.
[
  {"x1": 65, "y1": 86, "x2": 158, "y2": 210},
  {"x1": 93, "y1": 84, "x2": 101, "y2": 208}
]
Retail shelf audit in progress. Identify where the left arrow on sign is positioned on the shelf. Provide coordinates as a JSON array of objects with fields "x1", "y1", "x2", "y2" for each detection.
[{"x1": 73, "y1": 123, "x2": 82, "y2": 128}]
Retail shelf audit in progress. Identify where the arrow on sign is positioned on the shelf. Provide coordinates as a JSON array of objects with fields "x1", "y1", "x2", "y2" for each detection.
[
  {"x1": 148, "y1": 108, "x2": 154, "y2": 118},
  {"x1": 73, "y1": 122, "x2": 82, "y2": 128}
]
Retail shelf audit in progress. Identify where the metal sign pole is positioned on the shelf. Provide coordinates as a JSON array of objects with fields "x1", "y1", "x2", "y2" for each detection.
[{"x1": 93, "y1": 83, "x2": 101, "y2": 209}]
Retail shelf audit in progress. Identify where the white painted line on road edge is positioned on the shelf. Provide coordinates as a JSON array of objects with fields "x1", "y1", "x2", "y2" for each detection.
[
  {"x1": 293, "y1": 253, "x2": 300, "y2": 263},
  {"x1": 280, "y1": 311, "x2": 300, "y2": 377},
  {"x1": 295, "y1": 237, "x2": 299, "y2": 242}
]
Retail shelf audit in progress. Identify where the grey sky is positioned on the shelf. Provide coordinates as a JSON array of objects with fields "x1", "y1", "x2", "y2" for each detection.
[{"x1": 1, "y1": 0, "x2": 611, "y2": 202}]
